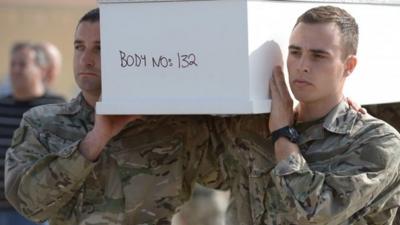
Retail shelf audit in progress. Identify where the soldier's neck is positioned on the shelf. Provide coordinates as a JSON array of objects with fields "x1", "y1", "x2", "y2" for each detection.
[
  {"x1": 296, "y1": 95, "x2": 344, "y2": 123},
  {"x1": 82, "y1": 91, "x2": 100, "y2": 108}
]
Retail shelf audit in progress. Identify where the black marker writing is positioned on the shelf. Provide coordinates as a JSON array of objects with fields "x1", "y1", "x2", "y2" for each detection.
[
  {"x1": 119, "y1": 50, "x2": 147, "y2": 68},
  {"x1": 178, "y1": 53, "x2": 198, "y2": 68},
  {"x1": 152, "y1": 56, "x2": 173, "y2": 68},
  {"x1": 118, "y1": 50, "x2": 198, "y2": 70}
]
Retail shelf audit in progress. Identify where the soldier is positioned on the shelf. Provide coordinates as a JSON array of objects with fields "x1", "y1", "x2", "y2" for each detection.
[
  {"x1": 4, "y1": 8, "x2": 231, "y2": 225},
  {"x1": 6, "y1": 5, "x2": 397, "y2": 225},
  {"x1": 364, "y1": 102, "x2": 400, "y2": 225},
  {"x1": 223, "y1": 5, "x2": 400, "y2": 225}
]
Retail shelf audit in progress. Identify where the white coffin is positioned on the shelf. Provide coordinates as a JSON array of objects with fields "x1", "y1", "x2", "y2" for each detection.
[
  {"x1": 97, "y1": 0, "x2": 400, "y2": 115},
  {"x1": 97, "y1": 0, "x2": 278, "y2": 114}
]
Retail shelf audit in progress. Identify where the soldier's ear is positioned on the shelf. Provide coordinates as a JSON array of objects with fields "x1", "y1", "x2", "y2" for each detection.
[{"x1": 344, "y1": 55, "x2": 357, "y2": 77}]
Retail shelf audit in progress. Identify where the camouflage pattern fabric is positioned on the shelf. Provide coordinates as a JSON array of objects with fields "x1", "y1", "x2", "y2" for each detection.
[
  {"x1": 220, "y1": 101, "x2": 400, "y2": 225},
  {"x1": 4, "y1": 94, "x2": 231, "y2": 225},
  {"x1": 5, "y1": 92, "x2": 400, "y2": 225},
  {"x1": 364, "y1": 102, "x2": 400, "y2": 225}
]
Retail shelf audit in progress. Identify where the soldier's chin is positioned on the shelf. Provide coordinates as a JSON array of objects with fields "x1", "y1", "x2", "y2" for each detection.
[
  {"x1": 292, "y1": 93, "x2": 312, "y2": 103},
  {"x1": 78, "y1": 82, "x2": 101, "y2": 95}
]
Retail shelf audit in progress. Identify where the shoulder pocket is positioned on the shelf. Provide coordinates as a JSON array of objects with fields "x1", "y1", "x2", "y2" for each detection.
[
  {"x1": 10, "y1": 126, "x2": 27, "y2": 148},
  {"x1": 39, "y1": 131, "x2": 81, "y2": 155}
]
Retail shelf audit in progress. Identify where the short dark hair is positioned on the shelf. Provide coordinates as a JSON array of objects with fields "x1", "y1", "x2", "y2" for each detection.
[
  {"x1": 78, "y1": 8, "x2": 99, "y2": 25},
  {"x1": 295, "y1": 5, "x2": 359, "y2": 58}
]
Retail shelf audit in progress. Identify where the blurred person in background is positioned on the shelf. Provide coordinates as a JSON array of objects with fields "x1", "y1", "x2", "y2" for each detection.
[
  {"x1": 0, "y1": 41, "x2": 63, "y2": 97},
  {"x1": 36, "y1": 42, "x2": 62, "y2": 89},
  {"x1": 0, "y1": 42, "x2": 65, "y2": 225},
  {"x1": 0, "y1": 76, "x2": 12, "y2": 97}
]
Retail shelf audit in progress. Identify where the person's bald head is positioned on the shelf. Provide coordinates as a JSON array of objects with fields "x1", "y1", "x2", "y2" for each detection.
[{"x1": 36, "y1": 42, "x2": 62, "y2": 87}]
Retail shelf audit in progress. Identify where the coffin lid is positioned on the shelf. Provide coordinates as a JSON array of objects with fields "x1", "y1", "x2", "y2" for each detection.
[{"x1": 98, "y1": 0, "x2": 400, "y2": 6}]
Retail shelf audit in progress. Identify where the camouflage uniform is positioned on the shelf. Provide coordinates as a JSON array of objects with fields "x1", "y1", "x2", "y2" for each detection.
[
  {"x1": 4, "y1": 94, "x2": 230, "y2": 225},
  {"x1": 221, "y1": 101, "x2": 400, "y2": 225},
  {"x1": 364, "y1": 102, "x2": 400, "y2": 225},
  {"x1": 6, "y1": 92, "x2": 400, "y2": 225}
]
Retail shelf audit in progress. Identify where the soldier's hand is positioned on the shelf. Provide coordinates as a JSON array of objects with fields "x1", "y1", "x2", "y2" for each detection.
[
  {"x1": 79, "y1": 115, "x2": 141, "y2": 161},
  {"x1": 93, "y1": 114, "x2": 142, "y2": 141},
  {"x1": 346, "y1": 97, "x2": 367, "y2": 114},
  {"x1": 269, "y1": 66, "x2": 294, "y2": 132}
]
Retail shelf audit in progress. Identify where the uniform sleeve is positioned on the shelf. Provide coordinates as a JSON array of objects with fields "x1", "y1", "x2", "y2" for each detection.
[
  {"x1": 4, "y1": 117, "x2": 97, "y2": 223},
  {"x1": 270, "y1": 133, "x2": 400, "y2": 224},
  {"x1": 180, "y1": 117, "x2": 231, "y2": 195},
  {"x1": 195, "y1": 115, "x2": 271, "y2": 190}
]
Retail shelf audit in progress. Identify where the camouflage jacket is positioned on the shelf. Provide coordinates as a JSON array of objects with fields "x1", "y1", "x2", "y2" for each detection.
[
  {"x1": 4, "y1": 94, "x2": 231, "y2": 225},
  {"x1": 364, "y1": 102, "x2": 400, "y2": 225},
  {"x1": 222, "y1": 101, "x2": 400, "y2": 225}
]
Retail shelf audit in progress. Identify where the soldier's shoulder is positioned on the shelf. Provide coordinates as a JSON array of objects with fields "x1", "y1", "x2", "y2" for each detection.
[
  {"x1": 23, "y1": 102, "x2": 72, "y2": 127},
  {"x1": 353, "y1": 112, "x2": 400, "y2": 140}
]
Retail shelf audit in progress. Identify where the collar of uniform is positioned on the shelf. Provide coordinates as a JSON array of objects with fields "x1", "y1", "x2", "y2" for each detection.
[
  {"x1": 322, "y1": 100, "x2": 358, "y2": 135},
  {"x1": 297, "y1": 122, "x2": 325, "y2": 146},
  {"x1": 56, "y1": 93, "x2": 95, "y2": 122},
  {"x1": 297, "y1": 100, "x2": 357, "y2": 145}
]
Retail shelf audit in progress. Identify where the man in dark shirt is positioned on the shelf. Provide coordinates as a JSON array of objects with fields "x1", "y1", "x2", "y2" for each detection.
[{"x1": 0, "y1": 42, "x2": 64, "y2": 225}]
